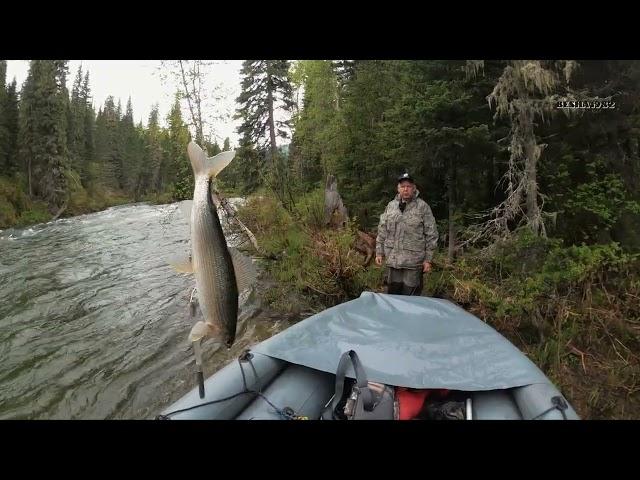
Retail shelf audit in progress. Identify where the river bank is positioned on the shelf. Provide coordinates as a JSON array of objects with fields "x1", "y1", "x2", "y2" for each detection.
[
  {"x1": 235, "y1": 191, "x2": 640, "y2": 420},
  {"x1": 3, "y1": 185, "x2": 638, "y2": 420},
  {"x1": 0, "y1": 174, "x2": 179, "y2": 230}
]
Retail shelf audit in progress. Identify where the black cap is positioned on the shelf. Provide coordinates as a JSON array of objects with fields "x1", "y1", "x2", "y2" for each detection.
[{"x1": 397, "y1": 172, "x2": 415, "y2": 183}]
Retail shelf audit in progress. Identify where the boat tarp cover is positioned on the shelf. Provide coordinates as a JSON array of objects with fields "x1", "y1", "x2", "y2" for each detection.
[{"x1": 252, "y1": 292, "x2": 550, "y2": 390}]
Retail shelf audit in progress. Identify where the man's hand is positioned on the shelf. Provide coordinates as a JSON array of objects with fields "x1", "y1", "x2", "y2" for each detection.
[
  {"x1": 422, "y1": 261, "x2": 432, "y2": 273},
  {"x1": 375, "y1": 255, "x2": 383, "y2": 266}
]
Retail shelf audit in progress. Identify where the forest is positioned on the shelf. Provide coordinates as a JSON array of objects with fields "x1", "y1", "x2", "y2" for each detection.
[
  {"x1": 0, "y1": 60, "x2": 228, "y2": 227},
  {"x1": 1, "y1": 60, "x2": 639, "y2": 418},
  {"x1": 227, "y1": 60, "x2": 640, "y2": 419}
]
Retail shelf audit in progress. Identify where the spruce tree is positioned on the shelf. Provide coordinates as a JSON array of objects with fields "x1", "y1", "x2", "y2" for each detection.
[
  {"x1": 4, "y1": 78, "x2": 19, "y2": 174},
  {"x1": 235, "y1": 60, "x2": 295, "y2": 162},
  {"x1": 95, "y1": 96, "x2": 122, "y2": 189},
  {"x1": 145, "y1": 104, "x2": 164, "y2": 193},
  {"x1": 0, "y1": 60, "x2": 8, "y2": 173},
  {"x1": 119, "y1": 97, "x2": 139, "y2": 194},
  {"x1": 18, "y1": 60, "x2": 70, "y2": 207},
  {"x1": 235, "y1": 60, "x2": 295, "y2": 207},
  {"x1": 166, "y1": 96, "x2": 191, "y2": 200},
  {"x1": 82, "y1": 72, "x2": 95, "y2": 164},
  {"x1": 68, "y1": 65, "x2": 87, "y2": 179}
]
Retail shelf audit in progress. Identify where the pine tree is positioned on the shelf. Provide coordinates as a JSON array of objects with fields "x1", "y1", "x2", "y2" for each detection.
[
  {"x1": 144, "y1": 104, "x2": 164, "y2": 194},
  {"x1": 18, "y1": 60, "x2": 70, "y2": 207},
  {"x1": 333, "y1": 60, "x2": 402, "y2": 227},
  {"x1": 235, "y1": 60, "x2": 295, "y2": 162},
  {"x1": 131, "y1": 120, "x2": 147, "y2": 199},
  {"x1": 228, "y1": 136, "x2": 263, "y2": 194},
  {"x1": 68, "y1": 65, "x2": 87, "y2": 179},
  {"x1": 95, "y1": 96, "x2": 122, "y2": 189},
  {"x1": 207, "y1": 141, "x2": 221, "y2": 156},
  {"x1": 4, "y1": 78, "x2": 19, "y2": 174},
  {"x1": 235, "y1": 60, "x2": 295, "y2": 207},
  {"x1": 332, "y1": 60, "x2": 357, "y2": 108},
  {"x1": 19, "y1": 62, "x2": 36, "y2": 195},
  {"x1": 472, "y1": 60, "x2": 582, "y2": 240},
  {"x1": 0, "y1": 60, "x2": 8, "y2": 172},
  {"x1": 290, "y1": 60, "x2": 344, "y2": 187},
  {"x1": 166, "y1": 96, "x2": 192, "y2": 200},
  {"x1": 82, "y1": 71, "x2": 95, "y2": 168},
  {"x1": 119, "y1": 97, "x2": 139, "y2": 194}
]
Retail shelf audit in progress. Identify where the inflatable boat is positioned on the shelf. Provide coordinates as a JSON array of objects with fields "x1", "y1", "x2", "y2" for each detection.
[{"x1": 158, "y1": 292, "x2": 580, "y2": 420}]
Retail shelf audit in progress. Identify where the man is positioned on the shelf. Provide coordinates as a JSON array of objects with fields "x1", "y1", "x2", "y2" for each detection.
[{"x1": 375, "y1": 173, "x2": 438, "y2": 295}]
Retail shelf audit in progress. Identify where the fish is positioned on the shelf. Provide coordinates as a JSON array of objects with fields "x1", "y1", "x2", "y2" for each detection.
[{"x1": 169, "y1": 141, "x2": 257, "y2": 348}]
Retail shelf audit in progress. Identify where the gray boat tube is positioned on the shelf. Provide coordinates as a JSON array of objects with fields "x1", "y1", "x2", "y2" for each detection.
[
  {"x1": 512, "y1": 383, "x2": 580, "y2": 420},
  {"x1": 237, "y1": 364, "x2": 335, "y2": 420},
  {"x1": 159, "y1": 351, "x2": 286, "y2": 420},
  {"x1": 471, "y1": 390, "x2": 523, "y2": 420}
]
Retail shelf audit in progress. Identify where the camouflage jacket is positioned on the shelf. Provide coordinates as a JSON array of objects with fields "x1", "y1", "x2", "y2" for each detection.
[{"x1": 375, "y1": 190, "x2": 439, "y2": 269}]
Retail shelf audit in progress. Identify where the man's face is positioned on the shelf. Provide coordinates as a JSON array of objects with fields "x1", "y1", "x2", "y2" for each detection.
[{"x1": 397, "y1": 181, "x2": 416, "y2": 201}]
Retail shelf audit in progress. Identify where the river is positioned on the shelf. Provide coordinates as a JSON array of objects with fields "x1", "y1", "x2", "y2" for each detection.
[{"x1": 0, "y1": 202, "x2": 294, "y2": 419}]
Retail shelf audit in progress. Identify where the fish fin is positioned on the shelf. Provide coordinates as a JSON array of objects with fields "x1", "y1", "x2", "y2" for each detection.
[
  {"x1": 207, "y1": 150, "x2": 236, "y2": 178},
  {"x1": 188, "y1": 321, "x2": 215, "y2": 342},
  {"x1": 168, "y1": 255, "x2": 194, "y2": 274},
  {"x1": 187, "y1": 141, "x2": 236, "y2": 178},
  {"x1": 178, "y1": 200, "x2": 193, "y2": 226},
  {"x1": 229, "y1": 247, "x2": 258, "y2": 293}
]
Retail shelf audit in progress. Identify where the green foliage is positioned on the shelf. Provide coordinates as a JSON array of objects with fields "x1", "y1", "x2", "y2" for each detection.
[
  {"x1": 0, "y1": 200, "x2": 17, "y2": 227},
  {"x1": 0, "y1": 60, "x2": 9, "y2": 172},
  {"x1": 3, "y1": 58, "x2": 640, "y2": 418},
  {"x1": 290, "y1": 60, "x2": 345, "y2": 185},
  {"x1": 18, "y1": 60, "x2": 70, "y2": 207},
  {"x1": 218, "y1": 139, "x2": 264, "y2": 196},
  {"x1": 292, "y1": 187, "x2": 324, "y2": 229},
  {"x1": 165, "y1": 96, "x2": 192, "y2": 201},
  {"x1": 235, "y1": 60, "x2": 295, "y2": 151},
  {"x1": 235, "y1": 60, "x2": 296, "y2": 206},
  {"x1": 15, "y1": 202, "x2": 51, "y2": 226},
  {"x1": 565, "y1": 173, "x2": 635, "y2": 234},
  {"x1": 237, "y1": 192, "x2": 384, "y2": 304},
  {"x1": 236, "y1": 193, "x2": 293, "y2": 241},
  {"x1": 0, "y1": 175, "x2": 50, "y2": 228},
  {"x1": 427, "y1": 232, "x2": 640, "y2": 418}
]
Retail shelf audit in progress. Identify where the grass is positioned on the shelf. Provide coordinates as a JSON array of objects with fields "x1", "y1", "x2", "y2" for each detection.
[
  {"x1": 239, "y1": 195, "x2": 640, "y2": 419},
  {"x1": 426, "y1": 231, "x2": 640, "y2": 419},
  {"x1": 236, "y1": 189, "x2": 385, "y2": 309}
]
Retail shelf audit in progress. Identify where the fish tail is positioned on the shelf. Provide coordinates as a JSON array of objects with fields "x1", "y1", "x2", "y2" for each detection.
[{"x1": 187, "y1": 141, "x2": 236, "y2": 178}]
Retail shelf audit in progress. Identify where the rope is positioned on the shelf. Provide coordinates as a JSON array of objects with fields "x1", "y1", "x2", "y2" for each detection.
[
  {"x1": 157, "y1": 352, "x2": 308, "y2": 420},
  {"x1": 532, "y1": 396, "x2": 569, "y2": 420}
]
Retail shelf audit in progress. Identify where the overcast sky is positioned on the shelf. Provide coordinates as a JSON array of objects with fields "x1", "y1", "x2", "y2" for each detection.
[{"x1": 5, "y1": 60, "x2": 247, "y2": 148}]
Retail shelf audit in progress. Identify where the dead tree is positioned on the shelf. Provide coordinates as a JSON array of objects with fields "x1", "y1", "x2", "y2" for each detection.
[
  {"x1": 324, "y1": 174, "x2": 349, "y2": 228},
  {"x1": 462, "y1": 60, "x2": 599, "y2": 248}
]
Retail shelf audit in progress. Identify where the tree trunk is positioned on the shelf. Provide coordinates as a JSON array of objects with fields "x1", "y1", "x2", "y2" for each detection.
[
  {"x1": 28, "y1": 158, "x2": 33, "y2": 198},
  {"x1": 524, "y1": 139, "x2": 543, "y2": 236},
  {"x1": 447, "y1": 157, "x2": 456, "y2": 263},
  {"x1": 267, "y1": 84, "x2": 277, "y2": 165},
  {"x1": 266, "y1": 78, "x2": 286, "y2": 206},
  {"x1": 325, "y1": 174, "x2": 349, "y2": 228},
  {"x1": 51, "y1": 202, "x2": 67, "y2": 221},
  {"x1": 194, "y1": 61, "x2": 204, "y2": 146}
]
